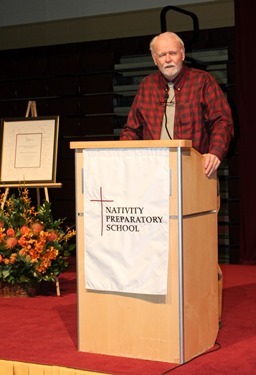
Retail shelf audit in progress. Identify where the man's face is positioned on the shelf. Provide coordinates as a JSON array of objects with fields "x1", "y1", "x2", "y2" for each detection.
[{"x1": 152, "y1": 36, "x2": 185, "y2": 81}]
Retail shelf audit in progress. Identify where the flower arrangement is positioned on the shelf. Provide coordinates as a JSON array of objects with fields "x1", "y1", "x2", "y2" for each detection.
[{"x1": 0, "y1": 187, "x2": 76, "y2": 290}]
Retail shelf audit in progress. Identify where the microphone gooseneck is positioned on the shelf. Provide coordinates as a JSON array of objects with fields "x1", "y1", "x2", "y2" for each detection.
[{"x1": 163, "y1": 86, "x2": 172, "y2": 140}]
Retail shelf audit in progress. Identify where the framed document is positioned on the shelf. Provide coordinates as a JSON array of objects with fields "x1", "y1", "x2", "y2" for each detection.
[{"x1": 0, "y1": 116, "x2": 59, "y2": 183}]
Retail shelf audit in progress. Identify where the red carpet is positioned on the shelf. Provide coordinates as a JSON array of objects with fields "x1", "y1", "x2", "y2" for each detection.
[{"x1": 0, "y1": 259, "x2": 256, "y2": 375}]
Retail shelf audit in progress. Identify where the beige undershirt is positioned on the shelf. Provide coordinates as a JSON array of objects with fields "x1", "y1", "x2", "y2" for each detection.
[{"x1": 160, "y1": 82, "x2": 175, "y2": 140}]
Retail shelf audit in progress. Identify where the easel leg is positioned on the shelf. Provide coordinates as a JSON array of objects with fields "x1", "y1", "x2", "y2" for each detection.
[
  {"x1": 36, "y1": 188, "x2": 41, "y2": 206},
  {"x1": 1, "y1": 188, "x2": 9, "y2": 210},
  {"x1": 55, "y1": 277, "x2": 60, "y2": 297},
  {"x1": 44, "y1": 187, "x2": 49, "y2": 202},
  {"x1": 26, "y1": 100, "x2": 60, "y2": 296}
]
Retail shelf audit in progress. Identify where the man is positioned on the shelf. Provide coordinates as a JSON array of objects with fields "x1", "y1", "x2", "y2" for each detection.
[
  {"x1": 120, "y1": 31, "x2": 233, "y2": 177},
  {"x1": 120, "y1": 31, "x2": 234, "y2": 326}
]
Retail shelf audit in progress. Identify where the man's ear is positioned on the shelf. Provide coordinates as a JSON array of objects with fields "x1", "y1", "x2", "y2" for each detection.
[
  {"x1": 152, "y1": 54, "x2": 157, "y2": 65},
  {"x1": 182, "y1": 49, "x2": 185, "y2": 61}
]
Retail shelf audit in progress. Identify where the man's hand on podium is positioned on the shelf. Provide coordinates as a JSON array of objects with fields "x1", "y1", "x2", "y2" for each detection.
[{"x1": 203, "y1": 153, "x2": 221, "y2": 177}]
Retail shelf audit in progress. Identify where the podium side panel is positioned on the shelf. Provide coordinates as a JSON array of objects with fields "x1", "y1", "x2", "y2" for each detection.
[
  {"x1": 182, "y1": 149, "x2": 217, "y2": 215},
  {"x1": 183, "y1": 213, "x2": 219, "y2": 361}
]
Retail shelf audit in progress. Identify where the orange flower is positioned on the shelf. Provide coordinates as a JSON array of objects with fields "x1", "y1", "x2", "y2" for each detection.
[
  {"x1": 0, "y1": 228, "x2": 6, "y2": 243},
  {"x1": 29, "y1": 249, "x2": 39, "y2": 262},
  {"x1": 18, "y1": 236, "x2": 28, "y2": 247},
  {"x1": 20, "y1": 225, "x2": 30, "y2": 235},
  {"x1": 46, "y1": 246, "x2": 58, "y2": 260},
  {"x1": 0, "y1": 187, "x2": 76, "y2": 285},
  {"x1": 19, "y1": 248, "x2": 27, "y2": 257},
  {"x1": 5, "y1": 237, "x2": 18, "y2": 249},
  {"x1": 6, "y1": 228, "x2": 15, "y2": 237},
  {"x1": 31, "y1": 222, "x2": 43, "y2": 235},
  {"x1": 36, "y1": 258, "x2": 51, "y2": 273},
  {"x1": 9, "y1": 253, "x2": 17, "y2": 264}
]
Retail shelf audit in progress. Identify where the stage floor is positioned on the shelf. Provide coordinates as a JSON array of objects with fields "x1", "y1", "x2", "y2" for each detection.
[{"x1": 1, "y1": 260, "x2": 256, "y2": 375}]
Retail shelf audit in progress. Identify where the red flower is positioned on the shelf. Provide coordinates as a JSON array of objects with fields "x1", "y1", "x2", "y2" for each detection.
[
  {"x1": 48, "y1": 231, "x2": 58, "y2": 242},
  {"x1": 20, "y1": 226, "x2": 30, "y2": 235},
  {"x1": 31, "y1": 223, "x2": 43, "y2": 236},
  {"x1": 6, "y1": 228, "x2": 15, "y2": 237}
]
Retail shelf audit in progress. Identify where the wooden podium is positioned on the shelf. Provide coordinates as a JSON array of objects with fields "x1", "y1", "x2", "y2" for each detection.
[{"x1": 70, "y1": 140, "x2": 218, "y2": 364}]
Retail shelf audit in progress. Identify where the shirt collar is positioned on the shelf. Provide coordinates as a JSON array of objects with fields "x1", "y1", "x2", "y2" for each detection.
[
  {"x1": 157, "y1": 65, "x2": 187, "y2": 92},
  {"x1": 172, "y1": 65, "x2": 186, "y2": 89},
  {"x1": 159, "y1": 65, "x2": 187, "y2": 90}
]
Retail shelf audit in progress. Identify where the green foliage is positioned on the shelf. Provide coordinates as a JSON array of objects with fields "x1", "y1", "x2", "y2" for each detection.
[{"x1": 0, "y1": 188, "x2": 76, "y2": 286}]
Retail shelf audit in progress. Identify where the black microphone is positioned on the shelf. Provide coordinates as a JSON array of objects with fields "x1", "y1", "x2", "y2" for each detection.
[
  {"x1": 158, "y1": 86, "x2": 169, "y2": 105},
  {"x1": 163, "y1": 86, "x2": 172, "y2": 140}
]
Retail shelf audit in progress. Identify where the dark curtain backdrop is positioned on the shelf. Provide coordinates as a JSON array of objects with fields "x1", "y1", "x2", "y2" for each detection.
[{"x1": 235, "y1": 1, "x2": 256, "y2": 264}]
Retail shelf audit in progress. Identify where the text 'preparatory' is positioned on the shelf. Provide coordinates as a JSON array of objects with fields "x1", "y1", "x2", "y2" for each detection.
[{"x1": 105, "y1": 206, "x2": 163, "y2": 232}]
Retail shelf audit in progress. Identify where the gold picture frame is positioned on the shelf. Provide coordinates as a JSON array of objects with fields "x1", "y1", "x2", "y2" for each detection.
[{"x1": 0, "y1": 116, "x2": 59, "y2": 183}]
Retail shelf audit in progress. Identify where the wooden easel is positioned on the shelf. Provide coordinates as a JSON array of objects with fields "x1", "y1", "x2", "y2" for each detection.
[
  {"x1": 26, "y1": 101, "x2": 50, "y2": 205},
  {"x1": 26, "y1": 101, "x2": 60, "y2": 296},
  {"x1": 1, "y1": 101, "x2": 62, "y2": 296},
  {"x1": 25, "y1": 100, "x2": 37, "y2": 117}
]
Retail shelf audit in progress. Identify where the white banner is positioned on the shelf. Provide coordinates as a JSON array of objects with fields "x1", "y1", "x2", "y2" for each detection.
[{"x1": 83, "y1": 147, "x2": 170, "y2": 294}]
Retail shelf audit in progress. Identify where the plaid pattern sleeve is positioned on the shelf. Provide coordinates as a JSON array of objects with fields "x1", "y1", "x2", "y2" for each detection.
[{"x1": 120, "y1": 72, "x2": 167, "y2": 140}]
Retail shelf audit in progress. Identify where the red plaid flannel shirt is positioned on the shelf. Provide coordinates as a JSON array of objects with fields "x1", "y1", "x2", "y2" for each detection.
[{"x1": 120, "y1": 66, "x2": 234, "y2": 161}]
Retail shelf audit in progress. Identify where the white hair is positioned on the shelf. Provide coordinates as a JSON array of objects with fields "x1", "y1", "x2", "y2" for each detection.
[{"x1": 149, "y1": 32, "x2": 184, "y2": 55}]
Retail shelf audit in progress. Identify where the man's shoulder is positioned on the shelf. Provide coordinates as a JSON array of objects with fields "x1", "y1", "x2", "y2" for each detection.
[
  {"x1": 141, "y1": 71, "x2": 162, "y2": 83},
  {"x1": 185, "y1": 65, "x2": 215, "y2": 80},
  {"x1": 140, "y1": 71, "x2": 167, "y2": 90}
]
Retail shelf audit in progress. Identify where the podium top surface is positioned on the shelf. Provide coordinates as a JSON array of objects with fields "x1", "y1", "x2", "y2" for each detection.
[{"x1": 70, "y1": 139, "x2": 192, "y2": 150}]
